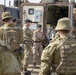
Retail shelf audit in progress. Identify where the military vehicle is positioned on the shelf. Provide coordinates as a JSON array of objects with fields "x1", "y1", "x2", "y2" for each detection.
[
  {"x1": 0, "y1": 0, "x2": 74, "y2": 38},
  {"x1": 0, "y1": 5, "x2": 20, "y2": 26},
  {"x1": 20, "y1": 1, "x2": 74, "y2": 38}
]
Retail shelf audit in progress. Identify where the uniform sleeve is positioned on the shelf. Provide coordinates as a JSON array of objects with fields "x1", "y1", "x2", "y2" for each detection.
[
  {"x1": 0, "y1": 28, "x2": 4, "y2": 40},
  {"x1": 27, "y1": 29, "x2": 33, "y2": 42},
  {"x1": 33, "y1": 31, "x2": 38, "y2": 41},
  {"x1": 19, "y1": 28, "x2": 23, "y2": 43},
  {"x1": 53, "y1": 46, "x2": 60, "y2": 65},
  {"x1": 30, "y1": 30, "x2": 33, "y2": 38},
  {"x1": 23, "y1": 28, "x2": 26, "y2": 38},
  {"x1": 40, "y1": 33, "x2": 45, "y2": 41},
  {"x1": 39, "y1": 44, "x2": 57, "y2": 75},
  {"x1": 29, "y1": 30, "x2": 33, "y2": 41}
]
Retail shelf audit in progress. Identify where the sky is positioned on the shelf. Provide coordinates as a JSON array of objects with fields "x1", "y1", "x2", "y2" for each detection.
[{"x1": 0, "y1": 0, "x2": 41, "y2": 6}]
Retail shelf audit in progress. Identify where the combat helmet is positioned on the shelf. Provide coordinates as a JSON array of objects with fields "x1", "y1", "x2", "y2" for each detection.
[
  {"x1": 2, "y1": 12, "x2": 13, "y2": 20},
  {"x1": 55, "y1": 17, "x2": 71, "y2": 30}
]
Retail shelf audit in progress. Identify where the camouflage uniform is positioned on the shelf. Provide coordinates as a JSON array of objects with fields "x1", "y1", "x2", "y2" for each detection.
[
  {"x1": 0, "y1": 24, "x2": 23, "y2": 47},
  {"x1": 33, "y1": 25, "x2": 45, "y2": 64},
  {"x1": 0, "y1": 12, "x2": 23, "y2": 64},
  {"x1": 14, "y1": 26, "x2": 23, "y2": 63},
  {"x1": 12, "y1": 18, "x2": 23, "y2": 62},
  {"x1": 22, "y1": 25, "x2": 33, "y2": 70},
  {"x1": 0, "y1": 12, "x2": 21, "y2": 75},
  {"x1": 39, "y1": 18, "x2": 76, "y2": 75}
]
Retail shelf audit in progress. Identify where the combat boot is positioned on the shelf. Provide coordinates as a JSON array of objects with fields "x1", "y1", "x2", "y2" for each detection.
[
  {"x1": 33, "y1": 62, "x2": 36, "y2": 68},
  {"x1": 23, "y1": 69, "x2": 31, "y2": 75}
]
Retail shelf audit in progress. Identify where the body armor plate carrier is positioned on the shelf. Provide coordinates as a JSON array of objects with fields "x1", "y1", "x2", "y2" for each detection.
[{"x1": 57, "y1": 37, "x2": 76, "y2": 74}]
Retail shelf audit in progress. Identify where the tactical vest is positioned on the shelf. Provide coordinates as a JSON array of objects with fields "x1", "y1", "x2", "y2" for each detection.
[
  {"x1": 56, "y1": 38, "x2": 76, "y2": 74},
  {"x1": 3, "y1": 26, "x2": 20, "y2": 50}
]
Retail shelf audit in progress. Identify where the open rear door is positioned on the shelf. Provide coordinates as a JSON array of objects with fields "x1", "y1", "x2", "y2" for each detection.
[
  {"x1": 45, "y1": 2, "x2": 73, "y2": 27},
  {"x1": 20, "y1": 2, "x2": 73, "y2": 34},
  {"x1": 44, "y1": 2, "x2": 73, "y2": 39},
  {"x1": 20, "y1": 3, "x2": 46, "y2": 32}
]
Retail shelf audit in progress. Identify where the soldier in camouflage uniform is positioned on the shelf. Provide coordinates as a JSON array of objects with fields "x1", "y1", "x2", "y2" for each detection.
[
  {"x1": 0, "y1": 12, "x2": 23, "y2": 64},
  {"x1": 0, "y1": 12, "x2": 13, "y2": 45},
  {"x1": 12, "y1": 18, "x2": 23, "y2": 64},
  {"x1": 32, "y1": 24, "x2": 45, "y2": 67},
  {"x1": 0, "y1": 12, "x2": 21, "y2": 75},
  {"x1": 39, "y1": 17, "x2": 76, "y2": 75},
  {"x1": 22, "y1": 19, "x2": 33, "y2": 71}
]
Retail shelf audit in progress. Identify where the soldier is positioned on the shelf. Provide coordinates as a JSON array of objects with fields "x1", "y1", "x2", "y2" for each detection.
[
  {"x1": 22, "y1": 19, "x2": 33, "y2": 71},
  {"x1": 39, "y1": 17, "x2": 76, "y2": 75},
  {"x1": 0, "y1": 12, "x2": 21, "y2": 75},
  {"x1": 0, "y1": 11, "x2": 13, "y2": 43},
  {"x1": 32, "y1": 24, "x2": 45, "y2": 67},
  {"x1": 12, "y1": 18, "x2": 23, "y2": 64},
  {"x1": 0, "y1": 12, "x2": 23, "y2": 64}
]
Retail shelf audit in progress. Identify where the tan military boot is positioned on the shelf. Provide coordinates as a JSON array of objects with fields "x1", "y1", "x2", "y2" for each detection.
[{"x1": 33, "y1": 62, "x2": 36, "y2": 68}]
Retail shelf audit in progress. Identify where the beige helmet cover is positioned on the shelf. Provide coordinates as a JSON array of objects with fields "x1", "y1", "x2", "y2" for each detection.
[
  {"x1": 2, "y1": 12, "x2": 13, "y2": 20},
  {"x1": 55, "y1": 17, "x2": 71, "y2": 31}
]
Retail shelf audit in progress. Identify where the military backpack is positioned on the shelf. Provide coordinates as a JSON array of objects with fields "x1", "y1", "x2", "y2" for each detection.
[
  {"x1": 56, "y1": 37, "x2": 76, "y2": 74},
  {"x1": 3, "y1": 26, "x2": 21, "y2": 50}
]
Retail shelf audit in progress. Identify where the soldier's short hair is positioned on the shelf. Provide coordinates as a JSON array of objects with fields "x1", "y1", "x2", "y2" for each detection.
[
  {"x1": 25, "y1": 19, "x2": 32, "y2": 23},
  {"x1": 37, "y1": 24, "x2": 42, "y2": 28}
]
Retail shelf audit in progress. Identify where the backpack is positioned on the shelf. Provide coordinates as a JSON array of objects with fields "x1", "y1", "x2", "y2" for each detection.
[
  {"x1": 56, "y1": 37, "x2": 76, "y2": 74},
  {"x1": 3, "y1": 26, "x2": 20, "y2": 50}
]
